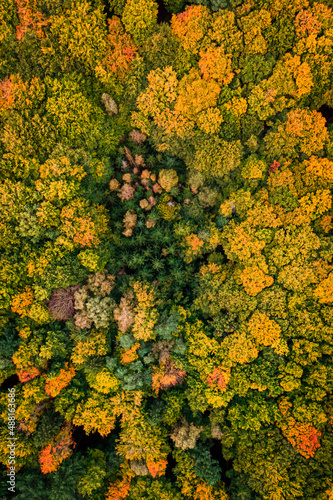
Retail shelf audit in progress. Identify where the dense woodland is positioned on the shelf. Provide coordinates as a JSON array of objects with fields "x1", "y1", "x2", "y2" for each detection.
[{"x1": 1, "y1": 0, "x2": 333, "y2": 498}]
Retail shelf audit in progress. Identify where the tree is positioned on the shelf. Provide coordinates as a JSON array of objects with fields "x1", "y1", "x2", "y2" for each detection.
[
  {"x1": 122, "y1": 0, "x2": 158, "y2": 45},
  {"x1": 2, "y1": 0, "x2": 333, "y2": 497},
  {"x1": 39, "y1": 422, "x2": 75, "y2": 474},
  {"x1": 171, "y1": 5, "x2": 212, "y2": 54},
  {"x1": 96, "y1": 15, "x2": 138, "y2": 83},
  {"x1": 73, "y1": 392, "x2": 116, "y2": 436},
  {"x1": 131, "y1": 281, "x2": 159, "y2": 341},
  {"x1": 45, "y1": 363, "x2": 76, "y2": 398},
  {"x1": 77, "y1": 449, "x2": 108, "y2": 497},
  {"x1": 15, "y1": 0, "x2": 49, "y2": 43},
  {"x1": 45, "y1": 0, "x2": 107, "y2": 73}
]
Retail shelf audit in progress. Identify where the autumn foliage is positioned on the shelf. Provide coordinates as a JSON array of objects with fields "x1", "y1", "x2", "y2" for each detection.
[
  {"x1": 15, "y1": 0, "x2": 49, "y2": 41},
  {"x1": 45, "y1": 363, "x2": 76, "y2": 397},
  {"x1": 1, "y1": 0, "x2": 333, "y2": 498},
  {"x1": 98, "y1": 16, "x2": 138, "y2": 81},
  {"x1": 39, "y1": 423, "x2": 75, "y2": 474}
]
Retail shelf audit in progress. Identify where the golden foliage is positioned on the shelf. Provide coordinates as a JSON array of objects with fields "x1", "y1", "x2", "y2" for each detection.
[
  {"x1": 240, "y1": 9, "x2": 272, "y2": 55},
  {"x1": 121, "y1": 342, "x2": 141, "y2": 364},
  {"x1": 238, "y1": 266, "x2": 274, "y2": 296},
  {"x1": 39, "y1": 156, "x2": 86, "y2": 182},
  {"x1": 152, "y1": 360, "x2": 186, "y2": 395},
  {"x1": 156, "y1": 193, "x2": 180, "y2": 220},
  {"x1": 224, "y1": 96, "x2": 248, "y2": 118},
  {"x1": 105, "y1": 478, "x2": 131, "y2": 500},
  {"x1": 247, "y1": 311, "x2": 281, "y2": 347},
  {"x1": 18, "y1": 401, "x2": 47, "y2": 436},
  {"x1": 134, "y1": 66, "x2": 179, "y2": 136},
  {"x1": 221, "y1": 221, "x2": 266, "y2": 263},
  {"x1": 241, "y1": 156, "x2": 267, "y2": 180},
  {"x1": 280, "y1": 415, "x2": 321, "y2": 458},
  {"x1": 132, "y1": 281, "x2": 159, "y2": 341},
  {"x1": 11, "y1": 287, "x2": 34, "y2": 316},
  {"x1": 298, "y1": 189, "x2": 332, "y2": 218},
  {"x1": 114, "y1": 291, "x2": 136, "y2": 333},
  {"x1": 304, "y1": 155, "x2": 333, "y2": 182},
  {"x1": 158, "y1": 169, "x2": 179, "y2": 192},
  {"x1": 123, "y1": 210, "x2": 137, "y2": 237},
  {"x1": 194, "y1": 482, "x2": 229, "y2": 500},
  {"x1": 225, "y1": 331, "x2": 259, "y2": 364},
  {"x1": 39, "y1": 423, "x2": 75, "y2": 474},
  {"x1": 174, "y1": 69, "x2": 221, "y2": 122}
]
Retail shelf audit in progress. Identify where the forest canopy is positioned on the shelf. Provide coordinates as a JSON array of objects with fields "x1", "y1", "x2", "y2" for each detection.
[{"x1": 1, "y1": 0, "x2": 333, "y2": 499}]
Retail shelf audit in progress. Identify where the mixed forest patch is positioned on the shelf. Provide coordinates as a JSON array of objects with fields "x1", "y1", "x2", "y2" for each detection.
[{"x1": 1, "y1": 0, "x2": 333, "y2": 498}]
